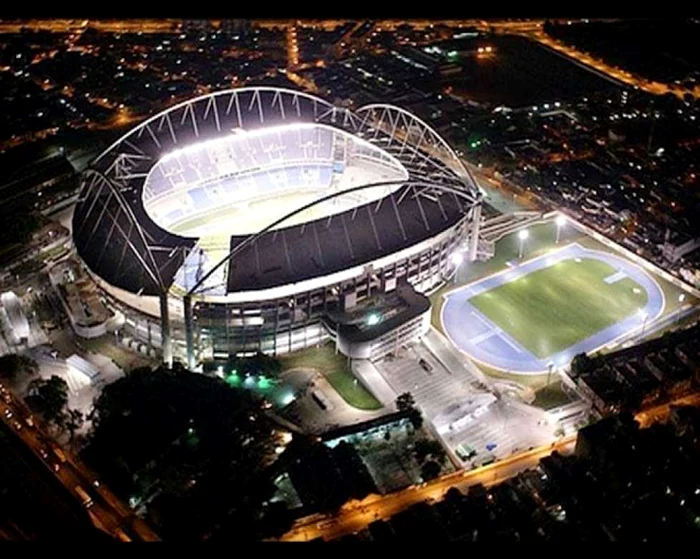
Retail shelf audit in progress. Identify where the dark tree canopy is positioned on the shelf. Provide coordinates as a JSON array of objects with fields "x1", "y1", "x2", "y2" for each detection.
[
  {"x1": 26, "y1": 375, "x2": 69, "y2": 424},
  {"x1": 83, "y1": 364, "x2": 279, "y2": 542},
  {"x1": 0, "y1": 354, "x2": 38, "y2": 381},
  {"x1": 64, "y1": 409, "x2": 83, "y2": 440},
  {"x1": 413, "y1": 439, "x2": 447, "y2": 466},
  {"x1": 570, "y1": 353, "x2": 593, "y2": 378},
  {"x1": 408, "y1": 408, "x2": 424, "y2": 430},
  {"x1": 396, "y1": 392, "x2": 416, "y2": 412},
  {"x1": 224, "y1": 351, "x2": 282, "y2": 378},
  {"x1": 420, "y1": 460, "x2": 441, "y2": 482}
]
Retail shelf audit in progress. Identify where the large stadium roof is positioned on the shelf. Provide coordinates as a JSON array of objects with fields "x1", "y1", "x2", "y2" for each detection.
[{"x1": 73, "y1": 87, "x2": 481, "y2": 298}]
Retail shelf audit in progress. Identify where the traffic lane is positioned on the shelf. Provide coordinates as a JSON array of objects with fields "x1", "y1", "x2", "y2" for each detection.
[
  {"x1": 0, "y1": 401, "x2": 124, "y2": 534},
  {"x1": 0, "y1": 392, "x2": 150, "y2": 540},
  {"x1": 282, "y1": 437, "x2": 576, "y2": 541}
]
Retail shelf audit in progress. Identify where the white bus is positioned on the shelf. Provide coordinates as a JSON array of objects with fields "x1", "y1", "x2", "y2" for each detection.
[{"x1": 75, "y1": 485, "x2": 94, "y2": 509}]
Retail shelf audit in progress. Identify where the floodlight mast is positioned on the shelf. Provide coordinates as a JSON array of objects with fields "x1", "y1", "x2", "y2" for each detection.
[
  {"x1": 518, "y1": 229, "x2": 529, "y2": 258},
  {"x1": 160, "y1": 292, "x2": 172, "y2": 368},
  {"x1": 468, "y1": 201, "x2": 482, "y2": 262},
  {"x1": 555, "y1": 214, "x2": 567, "y2": 244}
]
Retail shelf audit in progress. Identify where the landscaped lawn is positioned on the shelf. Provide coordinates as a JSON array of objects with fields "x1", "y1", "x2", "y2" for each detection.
[
  {"x1": 469, "y1": 258, "x2": 648, "y2": 358},
  {"x1": 280, "y1": 343, "x2": 382, "y2": 411}
]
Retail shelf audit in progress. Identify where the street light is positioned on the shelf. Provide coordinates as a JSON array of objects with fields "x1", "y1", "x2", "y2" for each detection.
[
  {"x1": 450, "y1": 251, "x2": 464, "y2": 283},
  {"x1": 555, "y1": 214, "x2": 567, "y2": 244},
  {"x1": 676, "y1": 293, "x2": 686, "y2": 324},
  {"x1": 638, "y1": 309, "x2": 648, "y2": 337},
  {"x1": 518, "y1": 229, "x2": 529, "y2": 259},
  {"x1": 547, "y1": 361, "x2": 555, "y2": 386}
]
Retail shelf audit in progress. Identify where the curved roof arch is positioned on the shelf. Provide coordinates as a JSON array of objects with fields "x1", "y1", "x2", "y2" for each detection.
[
  {"x1": 355, "y1": 103, "x2": 479, "y2": 188},
  {"x1": 189, "y1": 178, "x2": 479, "y2": 296},
  {"x1": 93, "y1": 87, "x2": 358, "y2": 167},
  {"x1": 74, "y1": 87, "x2": 481, "y2": 298}
]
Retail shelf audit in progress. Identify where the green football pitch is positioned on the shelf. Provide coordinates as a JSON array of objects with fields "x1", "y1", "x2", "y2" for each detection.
[{"x1": 468, "y1": 258, "x2": 649, "y2": 359}]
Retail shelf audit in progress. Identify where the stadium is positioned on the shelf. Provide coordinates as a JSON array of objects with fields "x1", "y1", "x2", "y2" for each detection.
[{"x1": 72, "y1": 87, "x2": 483, "y2": 367}]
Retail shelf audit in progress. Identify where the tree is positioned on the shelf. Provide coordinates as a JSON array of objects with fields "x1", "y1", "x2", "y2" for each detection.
[
  {"x1": 408, "y1": 408, "x2": 423, "y2": 430},
  {"x1": 0, "y1": 354, "x2": 38, "y2": 382},
  {"x1": 26, "y1": 375, "x2": 69, "y2": 424},
  {"x1": 396, "y1": 392, "x2": 415, "y2": 412},
  {"x1": 84, "y1": 365, "x2": 279, "y2": 542},
  {"x1": 570, "y1": 353, "x2": 593, "y2": 378},
  {"x1": 420, "y1": 460, "x2": 441, "y2": 482},
  {"x1": 259, "y1": 501, "x2": 294, "y2": 539},
  {"x1": 413, "y1": 439, "x2": 446, "y2": 465},
  {"x1": 64, "y1": 408, "x2": 84, "y2": 441},
  {"x1": 226, "y1": 351, "x2": 282, "y2": 379}
]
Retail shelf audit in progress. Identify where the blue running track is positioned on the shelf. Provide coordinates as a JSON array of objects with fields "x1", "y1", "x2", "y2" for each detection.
[{"x1": 441, "y1": 243, "x2": 665, "y2": 374}]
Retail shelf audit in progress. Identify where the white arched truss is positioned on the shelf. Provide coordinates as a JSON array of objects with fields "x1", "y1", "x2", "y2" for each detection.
[
  {"x1": 75, "y1": 86, "x2": 482, "y2": 299},
  {"x1": 93, "y1": 87, "x2": 362, "y2": 167},
  {"x1": 356, "y1": 103, "x2": 480, "y2": 197}
]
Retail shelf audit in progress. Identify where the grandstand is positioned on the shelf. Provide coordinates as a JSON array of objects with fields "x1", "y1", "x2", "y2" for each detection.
[{"x1": 143, "y1": 123, "x2": 406, "y2": 241}]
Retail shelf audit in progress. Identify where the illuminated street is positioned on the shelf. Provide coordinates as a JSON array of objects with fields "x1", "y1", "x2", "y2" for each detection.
[
  {"x1": 280, "y1": 435, "x2": 576, "y2": 541},
  {"x1": 0, "y1": 384, "x2": 159, "y2": 541}
]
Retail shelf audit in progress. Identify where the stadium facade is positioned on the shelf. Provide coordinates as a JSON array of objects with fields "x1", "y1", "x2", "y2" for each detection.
[{"x1": 72, "y1": 87, "x2": 482, "y2": 367}]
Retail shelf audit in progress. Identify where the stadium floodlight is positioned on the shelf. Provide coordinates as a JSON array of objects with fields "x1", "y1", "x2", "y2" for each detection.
[
  {"x1": 555, "y1": 214, "x2": 567, "y2": 244},
  {"x1": 518, "y1": 229, "x2": 529, "y2": 258},
  {"x1": 451, "y1": 251, "x2": 465, "y2": 284},
  {"x1": 367, "y1": 313, "x2": 381, "y2": 326},
  {"x1": 638, "y1": 309, "x2": 648, "y2": 336},
  {"x1": 451, "y1": 252, "x2": 464, "y2": 267},
  {"x1": 676, "y1": 293, "x2": 687, "y2": 323},
  {"x1": 547, "y1": 361, "x2": 555, "y2": 386}
]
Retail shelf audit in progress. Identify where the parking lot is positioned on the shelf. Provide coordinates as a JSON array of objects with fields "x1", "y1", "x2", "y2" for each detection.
[
  {"x1": 373, "y1": 334, "x2": 556, "y2": 467},
  {"x1": 375, "y1": 343, "x2": 479, "y2": 420}
]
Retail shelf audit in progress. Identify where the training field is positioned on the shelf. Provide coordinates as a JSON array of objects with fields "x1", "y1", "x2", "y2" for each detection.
[
  {"x1": 441, "y1": 243, "x2": 666, "y2": 373},
  {"x1": 469, "y1": 258, "x2": 648, "y2": 359}
]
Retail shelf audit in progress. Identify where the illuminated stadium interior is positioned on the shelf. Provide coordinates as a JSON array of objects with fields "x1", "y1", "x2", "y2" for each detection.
[{"x1": 142, "y1": 122, "x2": 408, "y2": 238}]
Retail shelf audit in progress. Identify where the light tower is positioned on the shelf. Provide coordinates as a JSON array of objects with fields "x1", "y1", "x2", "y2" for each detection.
[
  {"x1": 638, "y1": 308, "x2": 648, "y2": 337},
  {"x1": 676, "y1": 293, "x2": 686, "y2": 323},
  {"x1": 518, "y1": 229, "x2": 529, "y2": 259},
  {"x1": 555, "y1": 214, "x2": 567, "y2": 244},
  {"x1": 468, "y1": 202, "x2": 482, "y2": 262},
  {"x1": 451, "y1": 251, "x2": 464, "y2": 284}
]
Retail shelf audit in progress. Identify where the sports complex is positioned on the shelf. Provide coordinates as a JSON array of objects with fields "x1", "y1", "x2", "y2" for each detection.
[
  {"x1": 437, "y1": 213, "x2": 698, "y2": 377},
  {"x1": 68, "y1": 85, "x2": 697, "y2": 380},
  {"x1": 71, "y1": 87, "x2": 483, "y2": 367},
  {"x1": 442, "y1": 241, "x2": 664, "y2": 374}
]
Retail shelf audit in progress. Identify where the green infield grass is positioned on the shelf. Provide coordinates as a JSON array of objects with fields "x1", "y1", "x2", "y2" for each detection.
[{"x1": 468, "y1": 258, "x2": 649, "y2": 358}]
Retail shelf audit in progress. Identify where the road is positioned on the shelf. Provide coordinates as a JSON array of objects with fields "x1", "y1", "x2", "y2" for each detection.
[
  {"x1": 280, "y1": 434, "x2": 576, "y2": 541},
  {"x1": 520, "y1": 29, "x2": 698, "y2": 100},
  {"x1": 634, "y1": 391, "x2": 700, "y2": 428},
  {"x1": 282, "y1": 388, "x2": 700, "y2": 542},
  {"x1": 0, "y1": 382, "x2": 159, "y2": 542}
]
